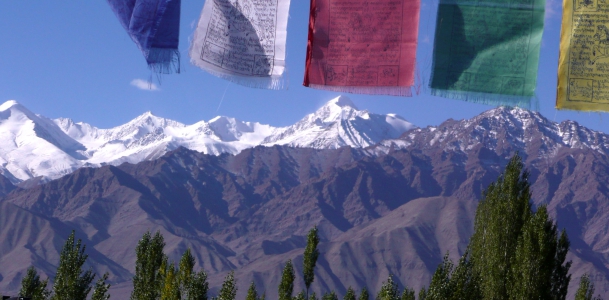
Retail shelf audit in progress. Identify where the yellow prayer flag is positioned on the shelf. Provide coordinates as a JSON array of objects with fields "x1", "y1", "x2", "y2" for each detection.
[{"x1": 557, "y1": 0, "x2": 609, "y2": 111}]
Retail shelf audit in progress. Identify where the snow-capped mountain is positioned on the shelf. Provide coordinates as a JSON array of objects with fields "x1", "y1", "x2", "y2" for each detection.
[{"x1": 0, "y1": 96, "x2": 415, "y2": 183}]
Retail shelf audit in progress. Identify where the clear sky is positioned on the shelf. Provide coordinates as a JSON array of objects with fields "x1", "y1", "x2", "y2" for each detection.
[{"x1": 1, "y1": 0, "x2": 607, "y2": 133}]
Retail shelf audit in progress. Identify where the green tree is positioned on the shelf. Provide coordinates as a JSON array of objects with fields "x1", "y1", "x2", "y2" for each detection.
[
  {"x1": 295, "y1": 291, "x2": 307, "y2": 300},
  {"x1": 91, "y1": 273, "x2": 111, "y2": 300},
  {"x1": 376, "y1": 275, "x2": 399, "y2": 300},
  {"x1": 179, "y1": 249, "x2": 195, "y2": 297},
  {"x1": 131, "y1": 231, "x2": 166, "y2": 300},
  {"x1": 217, "y1": 271, "x2": 237, "y2": 300},
  {"x1": 400, "y1": 288, "x2": 415, "y2": 300},
  {"x1": 575, "y1": 274, "x2": 601, "y2": 300},
  {"x1": 343, "y1": 287, "x2": 356, "y2": 300},
  {"x1": 358, "y1": 287, "x2": 369, "y2": 300},
  {"x1": 278, "y1": 260, "x2": 295, "y2": 300},
  {"x1": 509, "y1": 205, "x2": 558, "y2": 300},
  {"x1": 425, "y1": 254, "x2": 453, "y2": 300},
  {"x1": 552, "y1": 230, "x2": 572, "y2": 300},
  {"x1": 322, "y1": 291, "x2": 338, "y2": 300},
  {"x1": 418, "y1": 287, "x2": 426, "y2": 300},
  {"x1": 246, "y1": 282, "x2": 259, "y2": 300},
  {"x1": 51, "y1": 231, "x2": 95, "y2": 300},
  {"x1": 447, "y1": 250, "x2": 480, "y2": 300},
  {"x1": 187, "y1": 270, "x2": 209, "y2": 300},
  {"x1": 303, "y1": 226, "x2": 320, "y2": 299},
  {"x1": 468, "y1": 155, "x2": 532, "y2": 300},
  {"x1": 160, "y1": 260, "x2": 180, "y2": 300},
  {"x1": 19, "y1": 266, "x2": 51, "y2": 300},
  {"x1": 309, "y1": 292, "x2": 318, "y2": 300}
]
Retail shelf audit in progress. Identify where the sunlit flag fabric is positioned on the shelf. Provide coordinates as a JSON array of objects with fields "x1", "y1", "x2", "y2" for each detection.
[
  {"x1": 303, "y1": 0, "x2": 420, "y2": 96},
  {"x1": 430, "y1": 0, "x2": 545, "y2": 107},
  {"x1": 107, "y1": 0, "x2": 181, "y2": 73},
  {"x1": 557, "y1": 0, "x2": 609, "y2": 111},
  {"x1": 189, "y1": 0, "x2": 290, "y2": 90}
]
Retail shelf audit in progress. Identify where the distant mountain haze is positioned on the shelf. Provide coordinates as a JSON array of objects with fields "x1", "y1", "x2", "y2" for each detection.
[
  {"x1": 1, "y1": 101, "x2": 609, "y2": 298},
  {"x1": 0, "y1": 96, "x2": 415, "y2": 183}
]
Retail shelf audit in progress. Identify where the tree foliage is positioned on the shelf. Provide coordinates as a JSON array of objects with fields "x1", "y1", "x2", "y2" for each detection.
[
  {"x1": 575, "y1": 274, "x2": 602, "y2": 300},
  {"x1": 303, "y1": 226, "x2": 320, "y2": 298},
  {"x1": 217, "y1": 271, "x2": 237, "y2": 300},
  {"x1": 358, "y1": 287, "x2": 369, "y2": 300},
  {"x1": 91, "y1": 273, "x2": 111, "y2": 300},
  {"x1": 278, "y1": 260, "x2": 295, "y2": 300},
  {"x1": 400, "y1": 288, "x2": 415, "y2": 300},
  {"x1": 160, "y1": 260, "x2": 180, "y2": 300},
  {"x1": 467, "y1": 154, "x2": 572, "y2": 300},
  {"x1": 469, "y1": 155, "x2": 532, "y2": 299},
  {"x1": 343, "y1": 287, "x2": 356, "y2": 300},
  {"x1": 246, "y1": 282, "x2": 259, "y2": 300},
  {"x1": 51, "y1": 230, "x2": 95, "y2": 300},
  {"x1": 19, "y1": 266, "x2": 51, "y2": 300},
  {"x1": 376, "y1": 275, "x2": 399, "y2": 300},
  {"x1": 131, "y1": 231, "x2": 167, "y2": 300},
  {"x1": 322, "y1": 291, "x2": 338, "y2": 300}
]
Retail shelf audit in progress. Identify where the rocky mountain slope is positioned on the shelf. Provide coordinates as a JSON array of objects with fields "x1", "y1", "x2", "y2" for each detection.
[
  {"x1": 1, "y1": 107, "x2": 609, "y2": 298},
  {"x1": 0, "y1": 96, "x2": 414, "y2": 183}
]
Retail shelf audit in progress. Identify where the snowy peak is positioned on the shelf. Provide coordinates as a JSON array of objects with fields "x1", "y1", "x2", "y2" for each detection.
[
  {"x1": 0, "y1": 97, "x2": 414, "y2": 182},
  {"x1": 328, "y1": 95, "x2": 357, "y2": 109},
  {"x1": 262, "y1": 97, "x2": 416, "y2": 149},
  {"x1": 376, "y1": 105, "x2": 609, "y2": 160}
]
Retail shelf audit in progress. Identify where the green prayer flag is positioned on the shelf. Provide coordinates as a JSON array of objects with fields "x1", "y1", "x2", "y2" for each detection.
[{"x1": 430, "y1": 0, "x2": 545, "y2": 107}]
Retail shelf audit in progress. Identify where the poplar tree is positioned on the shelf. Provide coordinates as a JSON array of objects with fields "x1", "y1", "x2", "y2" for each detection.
[
  {"x1": 303, "y1": 226, "x2": 320, "y2": 299},
  {"x1": 400, "y1": 288, "x2": 415, "y2": 300},
  {"x1": 187, "y1": 270, "x2": 209, "y2": 300},
  {"x1": 469, "y1": 154, "x2": 532, "y2": 300},
  {"x1": 51, "y1": 231, "x2": 95, "y2": 300},
  {"x1": 217, "y1": 271, "x2": 237, "y2": 300},
  {"x1": 322, "y1": 291, "x2": 338, "y2": 300},
  {"x1": 91, "y1": 273, "x2": 111, "y2": 300},
  {"x1": 246, "y1": 282, "x2": 259, "y2": 300},
  {"x1": 509, "y1": 205, "x2": 557, "y2": 299},
  {"x1": 552, "y1": 230, "x2": 572, "y2": 300},
  {"x1": 358, "y1": 287, "x2": 369, "y2": 300},
  {"x1": 343, "y1": 287, "x2": 356, "y2": 300},
  {"x1": 425, "y1": 254, "x2": 453, "y2": 300},
  {"x1": 131, "y1": 231, "x2": 167, "y2": 300},
  {"x1": 309, "y1": 291, "x2": 318, "y2": 300},
  {"x1": 446, "y1": 250, "x2": 480, "y2": 300},
  {"x1": 278, "y1": 260, "x2": 295, "y2": 300},
  {"x1": 160, "y1": 260, "x2": 180, "y2": 300},
  {"x1": 19, "y1": 266, "x2": 51, "y2": 300},
  {"x1": 575, "y1": 274, "x2": 601, "y2": 300},
  {"x1": 295, "y1": 291, "x2": 307, "y2": 300},
  {"x1": 376, "y1": 275, "x2": 399, "y2": 300},
  {"x1": 179, "y1": 249, "x2": 195, "y2": 297}
]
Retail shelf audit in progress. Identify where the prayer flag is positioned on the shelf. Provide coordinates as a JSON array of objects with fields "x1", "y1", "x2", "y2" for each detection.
[
  {"x1": 557, "y1": 0, "x2": 609, "y2": 111},
  {"x1": 430, "y1": 0, "x2": 545, "y2": 107},
  {"x1": 107, "y1": 0, "x2": 181, "y2": 73},
  {"x1": 189, "y1": 0, "x2": 291, "y2": 90},
  {"x1": 303, "y1": 0, "x2": 420, "y2": 96}
]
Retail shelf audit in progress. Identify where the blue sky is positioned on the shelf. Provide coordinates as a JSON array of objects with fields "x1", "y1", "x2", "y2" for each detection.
[{"x1": 1, "y1": 0, "x2": 607, "y2": 133}]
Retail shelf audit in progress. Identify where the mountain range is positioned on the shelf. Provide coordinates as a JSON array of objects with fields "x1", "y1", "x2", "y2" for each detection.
[
  {"x1": 0, "y1": 96, "x2": 414, "y2": 183},
  {"x1": 1, "y1": 101, "x2": 609, "y2": 299}
]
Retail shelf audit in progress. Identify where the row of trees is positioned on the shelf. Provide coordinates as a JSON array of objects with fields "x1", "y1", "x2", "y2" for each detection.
[
  {"x1": 11, "y1": 155, "x2": 606, "y2": 299},
  {"x1": 15, "y1": 231, "x2": 110, "y2": 300}
]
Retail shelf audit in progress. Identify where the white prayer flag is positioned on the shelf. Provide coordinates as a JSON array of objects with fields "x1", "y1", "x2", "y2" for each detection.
[{"x1": 189, "y1": 0, "x2": 290, "y2": 90}]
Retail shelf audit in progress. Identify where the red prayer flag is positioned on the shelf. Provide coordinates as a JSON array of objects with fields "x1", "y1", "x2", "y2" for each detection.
[{"x1": 303, "y1": 0, "x2": 420, "y2": 96}]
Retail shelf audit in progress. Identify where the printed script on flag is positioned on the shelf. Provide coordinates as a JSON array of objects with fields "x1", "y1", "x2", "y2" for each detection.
[
  {"x1": 190, "y1": 0, "x2": 290, "y2": 90},
  {"x1": 430, "y1": 0, "x2": 545, "y2": 107},
  {"x1": 557, "y1": 0, "x2": 609, "y2": 111},
  {"x1": 303, "y1": 0, "x2": 420, "y2": 96}
]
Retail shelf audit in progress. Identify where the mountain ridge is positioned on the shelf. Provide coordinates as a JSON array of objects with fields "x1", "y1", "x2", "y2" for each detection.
[
  {"x1": 0, "y1": 96, "x2": 415, "y2": 183},
  {"x1": 2, "y1": 105, "x2": 609, "y2": 298}
]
